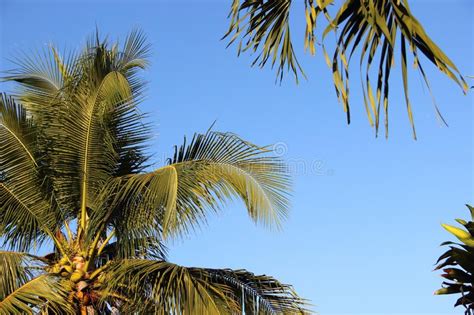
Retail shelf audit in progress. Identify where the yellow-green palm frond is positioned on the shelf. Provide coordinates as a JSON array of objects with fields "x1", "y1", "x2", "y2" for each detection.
[
  {"x1": 103, "y1": 259, "x2": 235, "y2": 314},
  {"x1": 204, "y1": 268, "x2": 309, "y2": 314},
  {"x1": 99, "y1": 131, "x2": 290, "y2": 239},
  {"x1": 0, "y1": 274, "x2": 73, "y2": 315},
  {"x1": 0, "y1": 251, "x2": 38, "y2": 300},
  {"x1": 0, "y1": 94, "x2": 59, "y2": 251},
  {"x1": 102, "y1": 259, "x2": 309, "y2": 314},
  {"x1": 224, "y1": 0, "x2": 303, "y2": 83},
  {"x1": 225, "y1": 0, "x2": 467, "y2": 138}
]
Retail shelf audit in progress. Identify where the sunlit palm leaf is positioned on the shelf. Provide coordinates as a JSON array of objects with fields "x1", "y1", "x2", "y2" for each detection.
[
  {"x1": 100, "y1": 131, "x2": 290, "y2": 238},
  {"x1": 103, "y1": 259, "x2": 308, "y2": 314},
  {"x1": 0, "y1": 275, "x2": 73, "y2": 315},
  {"x1": 0, "y1": 94, "x2": 58, "y2": 251},
  {"x1": 205, "y1": 268, "x2": 308, "y2": 314},
  {"x1": 225, "y1": 0, "x2": 467, "y2": 138},
  {"x1": 0, "y1": 251, "x2": 35, "y2": 300},
  {"x1": 103, "y1": 259, "x2": 235, "y2": 314}
]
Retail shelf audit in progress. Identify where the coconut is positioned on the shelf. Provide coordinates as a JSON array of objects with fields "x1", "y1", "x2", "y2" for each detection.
[
  {"x1": 70, "y1": 270, "x2": 85, "y2": 283},
  {"x1": 73, "y1": 256, "x2": 85, "y2": 263},
  {"x1": 76, "y1": 280, "x2": 88, "y2": 291},
  {"x1": 61, "y1": 265, "x2": 73, "y2": 273},
  {"x1": 59, "y1": 256, "x2": 69, "y2": 265},
  {"x1": 75, "y1": 262, "x2": 85, "y2": 271}
]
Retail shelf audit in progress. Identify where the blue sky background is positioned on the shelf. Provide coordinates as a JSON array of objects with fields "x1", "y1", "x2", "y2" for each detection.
[{"x1": 1, "y1": 0, "x2": 473, "y2": 314}]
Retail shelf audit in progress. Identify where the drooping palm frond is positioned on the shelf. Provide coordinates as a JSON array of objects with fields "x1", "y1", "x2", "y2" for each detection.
[
  {"x1": 224, "y1": 0, "x2": 303, "y2": 83},
  {"x1": 0, "y1": 274, "x2": 73, "y2": 315},
  {"x1": 103, "y1": 259, "x2": 235, "y2": 314},
  {"x1": 0, "y1": 251, "x2": 36, "y2": 300},
  {"x1": 225, "y1": 0, "x2": 467, "y2": 138},
  {"x1": 103, "y1": 259, "x2": 309, "y2": 314},
  {"x1": 0, "y1": 94, "x2": 59, "y2": 251},
  {"x1": 97, "y1": 131, "x2": 290, "y2": 239},
  {"x1": 435, "y1": 205, "x2": 474, "y2": 314},
  {"x1": 205, "y1": 268, "x2": 308, "y2": 314}
]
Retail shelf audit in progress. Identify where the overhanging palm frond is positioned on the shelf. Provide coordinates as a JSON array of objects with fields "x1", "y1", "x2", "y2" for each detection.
[
  {"x1": 100, "y1": 131, "x2": 290, "y2": 238},
  {"x1": 0, "y1": 94, "x2": 59, "y2": 251},
  {"x1": 0, "y1": 275, "x2": 73, "y2": 315},
  {"x1": 224, "y1": 0, "x2": 302, "y2": 83},
  {"x1": 225, "y1": 0, "x2": 467, "y2": 138}
]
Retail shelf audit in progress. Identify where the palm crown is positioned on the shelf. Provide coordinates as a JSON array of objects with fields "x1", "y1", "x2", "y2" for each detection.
[{"x1": 0, "y1": 30, "x2": 308, "y2": 314}]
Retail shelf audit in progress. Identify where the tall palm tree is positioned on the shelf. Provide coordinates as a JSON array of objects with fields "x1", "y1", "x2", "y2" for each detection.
[
  {"x1": 224, "y1": 0, "x2": 468, "y2": 138},
  {"x1": 0, "y1": 31, "x2": 308, "y2": 314}
]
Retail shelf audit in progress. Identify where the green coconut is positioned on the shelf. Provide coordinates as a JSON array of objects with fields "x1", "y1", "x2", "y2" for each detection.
[
  {"x1": 61, "y1": 265, "x2": 73, "y2": 274},
  {"x1": 59, "y1": 256, "x2": 69, "y2": 265},
  {"x1": 70, "y1": 270, "x2": 85, "y2": 283}
]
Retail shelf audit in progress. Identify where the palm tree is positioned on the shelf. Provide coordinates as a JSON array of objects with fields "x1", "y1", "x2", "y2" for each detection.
[
  {"x1": 435, "y1": 205, "x2": 474, "y2": 315},
  {"x1": 224, "y1": 0, "x2": 468, "y2": 138},
  {"x1": 0, "y1": 30, "x2": 308, "y2": 314}
]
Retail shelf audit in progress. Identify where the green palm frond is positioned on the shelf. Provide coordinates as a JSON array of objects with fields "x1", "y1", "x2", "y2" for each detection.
[
  {"x1": 103, "y1": 259, "x2": 233, "y2": 314},
  {"x1": 99, "y1": 131, "x2": 290, "y2": 238},
  {"x1": 435, "y1": 205, "x2": 474, "y2": 313},
  {"x1": 224, "y1": 0, "x2": 303, "y2": 83},
  {"x1": 205, "y1": 268, "x2": 308, "y2": 314},
  {"x1": 0, "y1": 251, "x2": 36, "y2": 300},
  {"x1": 0, "y1": 275, "x2": 73, "y2": 315},
  {"x1": 225, "y1": 0, "x2": 467, "y2": 138},
  {"x1": 103, "y1": 259, "x2": 308, "y2": 314},
  {"x1": 0, "y1": 94, "x2": 59, "y2": 251}
]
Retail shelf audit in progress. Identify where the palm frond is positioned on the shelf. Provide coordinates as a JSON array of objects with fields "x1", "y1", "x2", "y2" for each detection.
[
  {"x1": 206, "y1": 268, "x2": 309, "y2": 314},
  {"x1": 0, "y1": 251, "x2": 36, "y2": 300},
  {"x1": 99, "y1": 131, "x2": 290, "y2": 238},
  {"x1": 0, "y1": 94, "x2": 58, "y2": 251},
  {"x1": 224, "y1": 0, "x2": 303, "y2": 82},
  {"x1": 102, "y1": 259, "x2": 237, "y2": 314},
  {"x1": 0, "y1": 275, "x2": 73, "y2": 315},
  {"x1": 103, "y1": 259, "x2": 308, "y2": 314},
  {"x1": 225, "y1": 0, "x2": 467, "y2": 138}
]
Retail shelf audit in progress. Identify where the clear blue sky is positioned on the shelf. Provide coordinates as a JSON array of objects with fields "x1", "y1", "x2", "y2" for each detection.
[{"x1": 1, "y1": 0, "x2": 473, "y2": 314}]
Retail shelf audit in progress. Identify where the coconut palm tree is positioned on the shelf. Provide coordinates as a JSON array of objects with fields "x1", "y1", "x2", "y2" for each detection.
[
  {"x1": 435, "y1": 205, "x2": 474, "y2": 314},
  {"x1": 0, "y1": 31, "x2": 308, "y2": 314},
  {"x1": 224, "y1": 0, "x2": 468, "y2": 138}
]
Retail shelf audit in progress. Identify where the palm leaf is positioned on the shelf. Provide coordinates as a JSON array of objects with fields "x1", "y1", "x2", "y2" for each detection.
[
  {"x1": 0, "y1": 275, "x2": 73, "y2": 315},
  {"x1": 103, "y1": 259, "x2": 308, "y2": 314},
  {"x1": 0, "y1": 94, "x2": 58, "y2": 251},
  {"x1": 205, "y1": 268, "x2": 309, "y2": 314},
  {"x1": 0, "y1": 251, "x2": 36, "y2": 300},
  {"x1": 99, "y1": 131, "x2": 290, "y2": 238},
  {"x1": 102, "y1": 259, "x2": 234, "y2": 314},
  {"x1": 225, "y1": 0, "x2": 467, "y2": 138}
]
